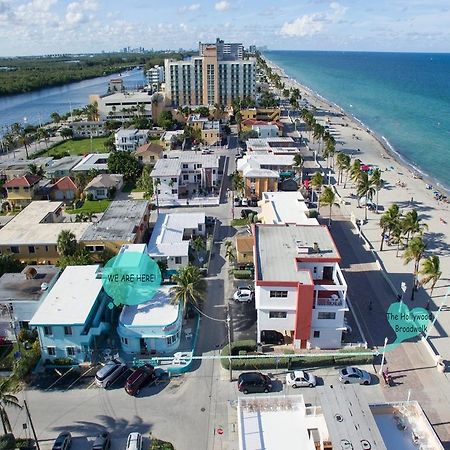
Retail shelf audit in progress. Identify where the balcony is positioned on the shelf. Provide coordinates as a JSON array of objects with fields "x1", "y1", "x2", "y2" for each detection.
[{"x1": 316, "y1": 294, "x2": 343, "y2": 307}]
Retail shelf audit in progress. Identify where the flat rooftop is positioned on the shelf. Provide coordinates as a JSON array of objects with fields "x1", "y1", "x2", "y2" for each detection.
[
  {"x1": 119, "y1": 285, "x2": 180, "y2": 330},
  {"x1": 72, "y1": 153, "x2": 110, "y2": 172},
  {"x1": 148, "y1": 212, "x2": 205, "y2": 258},
  {"x1": 81, "y1": 200, "x2": 149, "y2": 242},
  {"x1": 151, "y1": 158, "x2": 182, "y2": 177},
  {"x1": 0, "y1": 157, "x2": 53, "y2": 171},
  {"x1": 30, "y1": 265, "x2": 103, "y2": 326},
  {"x1": 0, "y1": 201, "x2": 90, "y2": 246},
  {"x1": 45, "y1": 156, "x2": 82, "y2": 173},
  {"x1": 255, "y1": 224, "x2": 340, "y2": 282},
  {"x1": 0, "y1": 265, "x2": 60, "y2": 302}
]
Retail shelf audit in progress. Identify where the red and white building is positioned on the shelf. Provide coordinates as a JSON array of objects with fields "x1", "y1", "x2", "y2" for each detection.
[{"x1": 254, "y1": 223, "x2": 348, "y2": 349}]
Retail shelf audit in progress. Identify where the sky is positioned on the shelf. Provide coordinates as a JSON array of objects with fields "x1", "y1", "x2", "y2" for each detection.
[{"x1": 0, "y1": 0, "x2": 449, "y2": 56}]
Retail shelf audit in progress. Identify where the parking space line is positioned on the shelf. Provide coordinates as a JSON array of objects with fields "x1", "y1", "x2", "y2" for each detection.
[
  {"x1": 45, "y1": 367, "x2": 74, "y2": 391},
  {"x1": 65, "y1": 366, "x2": 95, "y2": 391},
  {"x1": 86, "y1": 380, "x2": 97, "y2": 389}
]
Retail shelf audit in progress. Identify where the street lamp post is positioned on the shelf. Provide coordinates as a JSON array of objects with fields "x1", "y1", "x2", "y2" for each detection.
[{"x1": 378, "y1": 337, "x2": 388, "y2": 375}]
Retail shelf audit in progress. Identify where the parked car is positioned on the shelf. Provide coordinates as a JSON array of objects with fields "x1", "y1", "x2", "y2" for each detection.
[
  {"x1": 338, "y1": 366, "x2": 371, "y2": 385},
  {"x1": 95, "y1": 359, "x2": 127, "y2": 388},
  {"x1": 92, "y1": 432, "x2": 111, "y2": 450},
  {"x1": 240, "y1": 209, "x2": 257, "y2": 219},
  {"x1": 233, "y1": 287, "x2": 254, "y2": 303},
  {"x1": 125, "y1": 364, "x2": 156, "y2": 396},
  {"x1": 201, "y1": 148, "x2": 213, "y2": 155},
  {"x1": 238, "y1": 372, "x2": 273, "y2": 394},
  {"x1": 234, "y1": 197, "x2": 241, "y2": 207},
  {"x1": 248, "y1": 198, "x2": 258, "y2": 207},
  {"x1": 286, "y1": 370, "x2": 316, "y2": 388},
  {"x1": 125, "y1": 433, "x2": 142, "y2": 450},
  {"x1": 241, "y1": 198, "x2": 249, "y2": 207},
  {"x1": 52, "y1": 432, "x2": 72, "y2": 450},
  {"x1": 260, "y1": 330, "x2": 285, "y2": 345}
]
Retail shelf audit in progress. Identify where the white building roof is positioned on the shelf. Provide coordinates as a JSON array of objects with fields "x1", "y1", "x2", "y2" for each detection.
[
  {"x1": 0, "y1": 201, "x2": 90, "y2": 246},
  {"x1": 148, "y1": 212, "x2": 205, "y2": 258},
  {"x1": 72, "y1": 153, "x2": 110, "y2": 172},
  {"x1": 162, "y1": 130, "x2": 184, "y2": 142},
  {"x1": 102, "y1": 91, "x2": 154, "y2": 104},
  {"x1": 115, "y1": 128, "x2": 149, "y2": 140},
  {"x1": 119, "y1": 285, "x2": 180, "y2": 329},
  {"x1": 237, "y1": 154, "x2": 295, "y2": 169},
  {"x1": 30, "y1": 265, "x2": 103, "y2": 326},
  {"x1": 151, "y1": 158, "x2": 182, "y2": 177}
]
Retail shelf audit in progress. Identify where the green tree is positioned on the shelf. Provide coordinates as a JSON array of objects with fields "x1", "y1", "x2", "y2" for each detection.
[
  {"x1": 403, "y1": 236, "x2": 427, "y2": 300},
  {"x1": 191, "y1": 236, "x2": 206, "y2": 254},
  {"x1": 50, "y1": 112, "x2": 61, "y2": 123},
  {"x1": 136, "y1": 166, "x2": 154, "y2": 199},
  {"x1": 57, "y1": 230, "x2": 77, "y2": 257},
  {"x1": 11, "y1": 123, "x2": 30, "y2": 159},
  {"x1": 0, "y1": 253, "x2": 25, "y2": 277},
  {"x1": 350, "y1": 159, "x2": 361, "y2": 184},
  {"x1": 107, "y1": 151, "x2": 142, "y2": 182},
  {"x1": 170, "y1": 265, "x2": 207, "y2": 312},
  {"x1": 356, "y1": 172, "x2": 375, "y2": 221},
  {"x1": 57, "y1": 249, "x2": 93, "y2": 269},
  {"x1": 320, "y1": 186, "x2": 338, "y2": 226},
  {"x1": 0, "y1": 379, "x2": 22, "y2": 434},
  {"x1": 230, "y1": 171, "x2": 244, "y2": 197},
  {"x1": 37, "y1": 127, "x2": 50, "y2": 150},
  {"x1": 402, "y1": 209, "x2": 428, "y2": 244},
  {"x1": 336, "y1": 153, "x2": 351, "y2": 186},
  {"x1": 420, "y1": 255, "x2": 442, "y2": 301},
  {"x1": 195, "y1": 106, "x2": 210, "y2": 118},
  {"x1": 293, "y1": 154, "x2": 304, "y2": 185},
  {"x1": 28, "y1": 163, "x2": 44, "y2": 176},
  {"x1": 224, "y1": 240, "x2": 235, "y2": 263},
  {"x1": 157, "y1": 110, "x2": 175, "y2": 130},
  {"x1": 310, "y1": 172, "x2": 323, "y2": 213},
  {"x1": 60, "y1": 127, "x2": 73, "y2": 140},
  {"x1": 370, "y1": 168, "x2": 383, "y2": 213},
  {"x1": 379, "y1": 204, "x2": 400, "y2": 251}
]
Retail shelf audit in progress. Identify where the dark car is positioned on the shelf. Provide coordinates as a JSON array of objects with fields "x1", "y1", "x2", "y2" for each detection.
[
  {"x1": 260, "y1": 330, "x2": 285, "y2": 345},
  {"x1": 125, "y1": 364, "x2": 156, "y2": 396},
  {"x1": 248, "y1": 198, "x2": 258, "y2": 207},
  {"x1": 240, "y1": 209, "x2": 257, "y2": 219},
  {"x1": 92, "y1": 432, "x2": 111, "y2": 450},
  {"x1": 95, "y1": 359, "x2": 127, "y2": 388},
  {"x1": 52, "y1": 432, "x2": 72, "y2": 450},
  {"x1": 238, "y1": 372, "x2": 273, "y2": 394}
]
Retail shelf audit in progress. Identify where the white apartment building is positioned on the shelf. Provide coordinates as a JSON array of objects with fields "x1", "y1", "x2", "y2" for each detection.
[
  {"x1": 254, "y1": 224, "x2": 348, "y2": 350},
  {"x1": 114, "y1": 128, "x2": 149, "y2": 152},
  {"x1": 151, "y1": 152, "x2": 220, "y2": 204},
  {"x1": 148, "y1": 212, "x2": 206, "y2": 271},
  {"x1": 146, "y1": 65, "x2": 165, "y2": 90},
  {"x1": 246, "y1": 137, "x2": 301, "y2": 155},
  {"x1": 68, "y1": 121, "x2": 106, "y2": 138},
  {"x1": 93, "y1": 91, "x2": 155, "y2": 120},
  {"x1": 251, "y1": 124, "x2": 280, "y2": 138},
  {"x1": 165, "y1": 39, "x2": 255, "y2": 107}
]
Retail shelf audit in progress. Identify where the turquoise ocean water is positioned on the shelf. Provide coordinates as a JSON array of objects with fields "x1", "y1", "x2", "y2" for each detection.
[{"x1": 264, "y1": 51, "x2": 450, "y2": 191}]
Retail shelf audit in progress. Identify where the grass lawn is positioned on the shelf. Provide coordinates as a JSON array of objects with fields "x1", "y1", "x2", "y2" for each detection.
[
  {"x1": 122, "y1": 181, "x2": 144, "y2": 193},
  {"x1": 231, "y1": 218, "x2": 249, "y2": 227},
  {"x1": 66, "y1": 199, "x2": 112, "y2": 214},
  {"x1": 35, "y1": 137, "x2": 110, "y2": 158}
]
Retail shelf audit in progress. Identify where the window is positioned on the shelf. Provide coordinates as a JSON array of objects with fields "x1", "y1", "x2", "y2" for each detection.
[
  {"x1": 270, "y1": 291, "x2": 288, "y2": 298},
  {"x1": 43, "y1": 326, "x2": 52, "y2": 336},
  {"x1": 95, "y1": 245, "x2": 104, "y2": 252},
  {"x1": 313, "y1": 330, "x2": 320, "y2": 338},
  {"x1": 182, "y1": 164, "x2": 188, "y2": 169},
  {"x1": 10, "y1": 246, "x2": 19, "y2": 254},
  {"x1": 86, "y1": 246, "x2": 95, "y2": 252},
  {"x1": 66, "y1": 347, "x2": 76, "y2": 357},
  {"x1": 183, "y1": 174, "x2": 189, "y2": 181},
  {"x1": 172, "y1": 189, "x2": 178, "y2": 194},
  {"x1": 269, "y1": 311, "x2": 287, "y2": 319},
  {"x1": 47, "y1": 347, "x2": 56, "y2": 356},
  {"x1": 121, "y1": 337, "x2": 128, "y2": 345},
  {"x1": 28, "y1": 246, "x2": 35, "y2": 254},
  {"x1": 175, "y1": 256, "x2": 182, "y2": 264},
  {"x1": 318, "y1": 312, "x2": 336, "y2": 320},
  {"x1": 166, "y1": 331, "x2": 180, "y2": 345},
  {"x1": 64, "y1": 326, "x2": 72, "y2": 336}
]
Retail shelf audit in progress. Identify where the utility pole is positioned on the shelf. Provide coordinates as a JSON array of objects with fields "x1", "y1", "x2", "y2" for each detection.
[
  {"x1": 24, "y1": 401, "x2": 40, "y2": 450},
  {"x1": 226, "y1": 304, "x2": 232, "y2": 382}
]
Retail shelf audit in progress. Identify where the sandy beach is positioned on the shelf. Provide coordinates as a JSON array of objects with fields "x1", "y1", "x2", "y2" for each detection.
[{"x1": 264, "y1": 56, "x2": 450, "y2": 359}]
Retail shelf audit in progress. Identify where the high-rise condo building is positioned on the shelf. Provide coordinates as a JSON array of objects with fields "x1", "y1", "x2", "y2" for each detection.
[{"x1": 164, "y1": 38, "x2": 255, "y2": 107}]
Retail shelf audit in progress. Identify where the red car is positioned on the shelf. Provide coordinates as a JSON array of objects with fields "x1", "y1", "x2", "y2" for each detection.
[{"x1": 125, "y1": 364, "x2": 156, "y2": 396}]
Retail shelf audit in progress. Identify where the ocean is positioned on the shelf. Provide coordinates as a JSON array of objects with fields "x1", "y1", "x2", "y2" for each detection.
[{"x1": 264, "y1": 51, "x2": 450, "y2": 191}]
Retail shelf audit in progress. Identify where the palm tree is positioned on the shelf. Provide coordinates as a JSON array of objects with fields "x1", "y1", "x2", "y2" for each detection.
[
  {"x1": 224, "y1": 240, "x2": 235, "y2": 263},
  {"x1": 84, "y1": 211, "x2": 98, "y2": 222},
  {"x1": 379, "y1": 204, "x2": 400, "y2": 251},
  {"x1": 391, "y1": 221, "x2": 406, "y2": 257},
  {"x1": 403, "y1": 236, "x2": 427, "y2": 300},
  {"x1": 402, "y1": 209, "x2": 428, "y2": 244},
  {"x1": 420, "y1": 255, "x2": 442, "y2": 306},
  {"x1": 293, "y1": 154, "x2": 304, "y2": 185},
  {"x1": 356, "y1": 172, "x2": 376, "y2": 221},
  {"x1": 191, "y1": 236, "x2": 205, "y2": 254},
  {"x1": 320, "y1": 186, "x2": 338, "y2": 226},
  {"x1": 310, "y1": 172, "x2": 323, "y2": 213},
  {"x1": 350, "y1": 159, "x2": 361, "y2": 185},
  {"x1": 230, "y1": 171, "x2": 244, "y2": 198},
  {"x1": 11, "y1": 123, "x2": 29, "y2": 159},
  {"x1": 28, "y1": 163, "x2": 43, "y2": 176},
  {"x1": 57, "y1": 229, "x2": 77, "y2": 257},
  {"x1": 370, "y1": 168, "x2": 383, "y2": 213},
  {"x1": 0, "y1": 379, "x2": 22, "y2": 434},
  {"x1": 323, "y1": 138, "x2": 336, "y2": 170},
  {"x1": 170, "y1": 265, "x2": 207, "y2": 312},
  {"x1": 37, "y1": 127, "x2": 50, "y2": 150}
]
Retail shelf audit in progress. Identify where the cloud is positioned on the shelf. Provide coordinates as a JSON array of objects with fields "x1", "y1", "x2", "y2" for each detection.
[
  {"x1": 215, "y1": 1, "x2": 230, "y2": 12},
  {"x1": 181, "y1": 3, "x2": 200, "y2": 12},
  {"x1": 280, "y1": 1, "x2": 347, "y2": 37},
  {"x1": 65, "y1": 0, "x2": 98, "y2": 26}
]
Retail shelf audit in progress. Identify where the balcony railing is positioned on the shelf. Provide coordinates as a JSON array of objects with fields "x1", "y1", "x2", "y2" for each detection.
[{"x1": 316, "y1": 295, "x2": 343, "y2": 307}]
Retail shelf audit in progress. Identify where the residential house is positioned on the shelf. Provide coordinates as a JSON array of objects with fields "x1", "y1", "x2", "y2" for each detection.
[
  {"x1": 45, "y1": 156, "x2": 82, "y2": 179},
  {"x1": 148, "y1": 212, "x2": 205, "y2": 271},
  {"x1": 30, "y1": 265, "x2": 111, "y2": 363},
  {"x1": 187, "y1": 114, "x2": 223, "y2": 146},
  {"x1": 0, "y1": 157, "x2": 53, "y2": 181},
  {"x1": 251, "y1": 124, "x2": 281, "y2": 138},
  {"x1": 254, "y1": 223, "x2": 348, "y2": 349},
  {"x1": 84, "y1": 174, "x2": 123, "y2": 200},
  {"x1": 80, "y1": 200, "x2": 151, "y2": 256},
  {"x1": 151, "y1": 152, "x2": 220, "y2": 203},
  {"x1": 71, "y1": 153, "x2": 110, "y2": 174},
  {"x1": 133, "y1": 142, "x2": 164, "y2": 165},
  {"x1": 69, "y1": 121, "x2": 106, "y2": 138},
  {"x1": 235, "y1": 234, "x2": 254, "y2": 268},
  {"x1": 0, "y1": 201, "x2": 90, "y2": 263},
  {"x1": 3, "y1": 174, "x2": 42, "y2": 208},
  {"x1": 114, "y1": 128, "x2": 149, "y2": 152},
  {"x1": 241, "y1": 108, "x2": 280, "y2": 122},
  {"x1": 161, "y1": 130, "x2": 184, "y2": 150},
  {"x1": 0, "y1": 265, "x2": 60, "y2": 340},
  {"x1": 49, "y1": 176, "x2": 79, "y2": 202},
  {"x1": 246, "y1": 137, "x2": 300, "y2": 155}
]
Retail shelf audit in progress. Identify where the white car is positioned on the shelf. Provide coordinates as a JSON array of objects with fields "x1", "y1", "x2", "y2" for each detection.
[
  {"x1": 95, "y1": 359, "x2": 127, "y2": 388},
  {"x1": 339, "y1": 366, "x2": 371, "y2": 385},
  {"x1": 241, "y1": 198, "x2": 248, "y2": 207},
  {"x1": 286, "y1": 370, "x2": 316, "y2": 388},
  {"x1": 233, "y1": 288, "x2": 254, "y2": 303},
  {"x1": 125, "y1": 433, "x2": 142, "y2": 450}
]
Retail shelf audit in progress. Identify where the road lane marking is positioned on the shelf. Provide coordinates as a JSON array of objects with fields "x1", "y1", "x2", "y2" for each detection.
[{"x1": 65, "y1": 366, "x2": 95, "y2": 391}]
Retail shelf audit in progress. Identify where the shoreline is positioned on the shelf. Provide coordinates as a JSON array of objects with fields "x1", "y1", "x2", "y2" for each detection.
[{"x1": 262, "y1": 55, "x2": 450, "y2": 197}]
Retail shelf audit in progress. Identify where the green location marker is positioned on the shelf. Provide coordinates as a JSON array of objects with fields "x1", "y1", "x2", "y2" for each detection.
[
  {"x1": 102, "y1": 251, "x2": 162, "y2": 307},
  {"x1": 385, "y1": 301, "x2": 431, "y2": 351}
]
